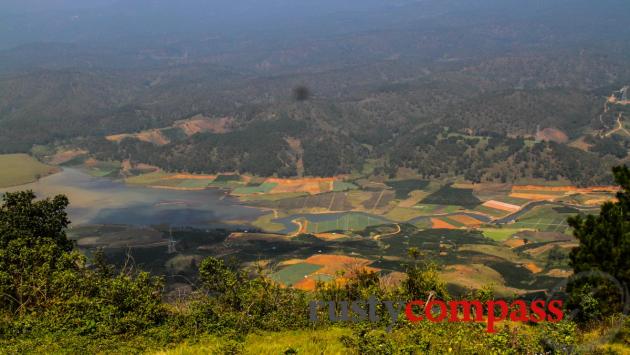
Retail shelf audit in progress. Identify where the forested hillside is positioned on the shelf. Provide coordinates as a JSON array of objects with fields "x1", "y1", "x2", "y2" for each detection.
[{"x1": 1, "y1": 0, "x2": 630, "y2": 183}]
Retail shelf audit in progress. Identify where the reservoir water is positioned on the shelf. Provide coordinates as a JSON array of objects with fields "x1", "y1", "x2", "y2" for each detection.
[{"x1": 0, "y1": 168, "x2": 266, "y2": 227}]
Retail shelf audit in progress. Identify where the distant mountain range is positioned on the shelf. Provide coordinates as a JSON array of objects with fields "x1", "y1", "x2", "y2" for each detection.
[{"x1": 1, "y1": 0, "x2": 630, "y2": 185}]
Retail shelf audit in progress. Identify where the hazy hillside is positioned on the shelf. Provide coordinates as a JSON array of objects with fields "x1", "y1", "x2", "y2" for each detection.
[{"x1": 1, "y1": 0, "x2": 630, "y2": 183}]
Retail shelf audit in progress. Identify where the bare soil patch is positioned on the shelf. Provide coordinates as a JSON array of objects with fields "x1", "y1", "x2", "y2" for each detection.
[{"x1": 536, "y1": 128, "x2": 569, "y2": 143}]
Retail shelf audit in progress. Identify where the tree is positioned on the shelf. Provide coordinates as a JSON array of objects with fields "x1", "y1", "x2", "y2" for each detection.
[
  {"x1": 566, "y1": 165, "x2": 630, "y2": 321},
  {"x1": 0, "y1": 191, "x2": 72, "y2": 314}
]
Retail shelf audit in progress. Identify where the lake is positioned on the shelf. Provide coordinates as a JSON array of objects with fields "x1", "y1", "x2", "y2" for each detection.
[{"x1": 0, "y1": 168, "x2": 266, "y2": 228}]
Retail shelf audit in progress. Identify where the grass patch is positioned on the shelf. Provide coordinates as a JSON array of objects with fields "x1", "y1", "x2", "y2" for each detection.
[
  {"x1": 238, "y1": 192, "x2": 308, "y2": 202},
  {"x1": 125, "y1": 171, "x2": 172, "y2": 185},
  {"x1": 251, "y1": 212, "x2": 286, "y2": 233},
  {"x1": 213, "y1": 174, "x2": 241, "y2": 183},
  {"x1": 413, "y1": 204, "x2": 441, "y2": 214},
  {"x1": 458, "y1": 244, "x2": 522, "y2": 262},
  {"x1": 493, "y1": 196, "x2": 531, "y2": 206},
  {"x1": 84, "y1": 160, "x2": 121, "y2": 177},
  {"x1": 384, "y1": 207, "x2": 426, "y2": 222},
  {"x1": 304, "y1": 213, "x2": 389, "y2": 233},
  {"x1": 176, "y1": 179, "x2": 214, "y2": 189},
  {"x1": 481, "y1": 228, "x2": 524, "y2": 241},
  {"x1": 0, "y1": 154, "x2": 57, "y2": 188},
  {"x1": 233, "y1": 182, "x2": 278, "y2": 195},
  {"x1": 511, "y1": 205, "x2": 575, "y2": 232},
  {"x1": 332, "y1": 181, "x2": 358, "y2": 192},
  {"x1": 269, "y1": 263, "x2": 322, "y2": 286},
  {"x1": 474, "y1": 205, "x2": 507, "y2": 218},
  {"x1": 155, "y1": 328, "x2": 350, "y2": 355},
  {"x1": 441, "y1": 216, "x2": 465, "y2": 228}
]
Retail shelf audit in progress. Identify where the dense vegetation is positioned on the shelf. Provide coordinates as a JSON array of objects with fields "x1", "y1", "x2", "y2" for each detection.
[{"x1": 2, "y1": 164, "x2": 630, "y2": 353}]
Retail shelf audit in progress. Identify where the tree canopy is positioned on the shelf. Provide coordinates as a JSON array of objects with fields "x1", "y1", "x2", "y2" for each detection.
[{"x1": 567, "y1": 165, "x2": 630, "y2": 320}]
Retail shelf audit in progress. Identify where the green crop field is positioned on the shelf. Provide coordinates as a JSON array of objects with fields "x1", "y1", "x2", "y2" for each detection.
[
  {"x1": 269, "y1": 263, "x2": 322, "y2": 285},
  {"x1": 421, "y1": 184, "x2": 481, "y2": 208},
  {"x1": 0, "y1": 154, "x2": 57, "y2": 188},
  {"x1": 304, "y1": 213, "x2": 389, "y2": 233},
  {"x1": 473, "y1": 205, "x2": 507, "y2": 218},
  {"x1": 332, "y1": 181, "x2": 358, "y2": 192},
  {"x1": 125, "y1": 171, "x2": 172, "y2": 185},
  {"x1": 176, "y1": 179, "x2": 214, "y2": 188},
  {"x1": 252, "y1": 212, "x2": 287, "y2": 233},
  {"x1": 481, "y1": 228, "x2": 523, "y2": 241},
  {"x1": 440, "y1": 216, "x2": 465, "y2": 228},
  {"x1": 511, "y1": 205, "x2": 573, "y2": 232},
  {"x1": 233, "y1": 182, "x2": 278, "y2": 194}
]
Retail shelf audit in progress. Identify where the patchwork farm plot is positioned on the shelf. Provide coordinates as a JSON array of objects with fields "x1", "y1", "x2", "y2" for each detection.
[
  {"x1": 302, "y1": 213, "x2": 390, "y2": 234},
  {"x1": 52, "y1": 151, "x2": 615, "y2": 298},
  {"x1": 510, "y1": 205, "x2": 576, "y2": 233},
  {"x1": 385, "y1": 179, "x2": 430, "y2": 199},
  {"x1": 126, "y1": 171, "x2": 218, "y2": 190},
  {"x1": 420, "y1": 184, "x2": 482, "y2": 209},
  {"x1": 270, "y1": 254, "x2": 379, "y2": 290}
]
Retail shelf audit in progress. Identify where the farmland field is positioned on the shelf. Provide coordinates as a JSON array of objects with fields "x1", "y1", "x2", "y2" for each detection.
[
  {"x1": 269, "y1": 263, "x2": 322, "y2": 286},
  {"x1": 83, "y1": 159, "x2": 121, "y2": 177},
  {"x1": 511, "y1": 205, "x2": 573, "y2": 233},
  {"x1": 332, "y1": 181, "x2": 358, "y2": 192},
  {"x1": 0, "y1": 154, "x2": 58, "y2": 187},
  {"x1": 251, "y1": 212, "x2": 287, "y2": 233},
  {"x1": 233, "y1": 182, "x2": 278, "y2": 195},
  {"x1": 213, "y1": 174, "x2": 241, "y2": 183},
  {"x1": 481, "y1": 228, "x2": 524, "y2": 241},
  {"x1": 421, "y1": 184, "x2": 481, "y2": 208},
  {"x1": 385, "y1": 179, "x2": 430, "y2": 199},
  {"x1": 302, "y1": 213, "x2": 390, "y2": 233}
]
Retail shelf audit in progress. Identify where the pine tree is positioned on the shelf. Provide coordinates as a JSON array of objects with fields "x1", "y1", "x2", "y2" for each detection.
[{"x1": 567, "y1": 166, "x2": 630, "y2": 321}]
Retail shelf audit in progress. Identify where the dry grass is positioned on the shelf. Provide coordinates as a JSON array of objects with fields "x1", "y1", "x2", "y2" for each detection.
[
  {"x1": 509, "y1": 192, "x2": 557, "y2": 201},
  {"x1": 305, "y1": 254, "x2": 379, "y2": 278},
  {"x1": 107, "y1": 129, "x2": 170, "y2": 146},
  {"x1": 175, "y1": 115, "x2": 234, "y2": 135},
  {"x1": 512, "y1": 185, "x2": 619, "y2": 193},
  {"x1": 48, "y1": 149, "x2": 87, "y2": 165},
  {"x1": 313, "y1": 233, "x2": 350, "y2": 241},
  {"x1": 0, "y1": 154, "x2": 58, "y2": 188},
  {"x1": 440, "y1": 264, "x2": 524, "y2": 297},
  {"x1": 397, "y1": 190, "x2": 429, "y2": 207},
  {"x1": 166, "y1": 173, "x2": 217, "y2": 180},
  {"x1": 524, "y1": 242, "x2": 579, "y2": 257},
  {"x1": 568, "y1": 136, "x2": 593, "y2": 151},
  {"x1": 535, "y1": 127, "x2": 569, "y2": 143}
]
